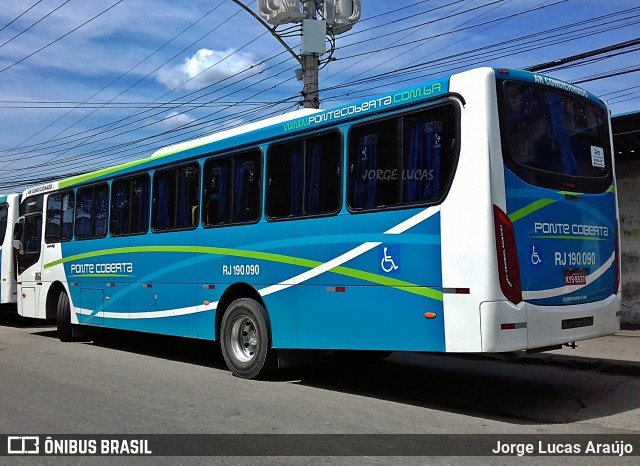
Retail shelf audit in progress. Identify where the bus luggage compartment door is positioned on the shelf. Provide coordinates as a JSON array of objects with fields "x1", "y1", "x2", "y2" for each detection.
[
  {"x1": 78, "y1": 288, "x2": 104, "y2": 326},
  {"x1": 20, "y1": 287, "x2": 37, "y2": 318}
]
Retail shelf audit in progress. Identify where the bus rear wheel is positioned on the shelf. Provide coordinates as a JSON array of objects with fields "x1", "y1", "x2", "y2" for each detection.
[
  {"x1": 220, "y1": 298, "x2": 276, "y2": 379},
  {"x1": 56, "y1": 291, "x2": 74, "y2": 342}
]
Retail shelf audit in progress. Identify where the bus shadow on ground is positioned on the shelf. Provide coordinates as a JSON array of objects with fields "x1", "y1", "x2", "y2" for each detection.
[
  {"x1": 0, "y1": 311, "x2": 56, "y2": 329},
  {"x1": 79, "y1": 328, "x2": 228, "y2": 369},
  {"x1": 20, "y1": 322, "x2": 640, "y2": 425},
  {"x1": 288, "y1": 352, "x2": 640, "y2": 425}
]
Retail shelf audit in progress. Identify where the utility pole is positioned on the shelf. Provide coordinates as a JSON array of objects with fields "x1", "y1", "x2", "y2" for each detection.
[
  {"x1": 301, "y1": 1, "x2": 319, "y2": 108},
  {"x1": 235, "y1": 1, "x2": 360, "y2": 109}
]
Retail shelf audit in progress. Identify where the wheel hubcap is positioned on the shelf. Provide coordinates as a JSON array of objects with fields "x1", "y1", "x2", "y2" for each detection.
[{"x1": 230, "y1": 315, "x2": 258, "y2": 363}]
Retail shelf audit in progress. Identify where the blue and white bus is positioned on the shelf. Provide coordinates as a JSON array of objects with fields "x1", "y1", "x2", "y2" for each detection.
[
  {"x1": 15, "y1": 68, "x2": 620, "y2": 378},
  {"x1": 0, "y1": 193, "x2": 20, "y2": 310}
]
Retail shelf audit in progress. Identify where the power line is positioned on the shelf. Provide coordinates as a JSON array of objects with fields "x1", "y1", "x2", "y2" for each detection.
[
  {"x1": 573, "y1": 65, "x2": 640, "y2": 84},
  {"x1": 0, "y1": 0, "x2": 72, "y2": 48},
  {"x1": 0, "y1": 100, "x2": 278, "y2": 108},
  {"x1": 0, "y1": 1, "x2": 127, "y2": 73},
  {"x1": 1, "y1": 1, "x2": 639, "y2": 191},
  {"x1": 0, "y1": 0, "x2": 46, "y2": 34},
  {"x1": 4, "y1": 0, "x2": 229, "y2": 155},
  {"x1": 525, "y1": 38, "x2": 640, "y2": 72}
]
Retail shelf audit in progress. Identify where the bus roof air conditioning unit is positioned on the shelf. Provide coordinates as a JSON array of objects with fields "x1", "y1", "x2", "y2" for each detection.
[
  {"x1": 257, "y1": 0, "x2": 304, "y2": 25},
  {"x1": 320, "y1": 0, "x2": 361, "y2": 35}
]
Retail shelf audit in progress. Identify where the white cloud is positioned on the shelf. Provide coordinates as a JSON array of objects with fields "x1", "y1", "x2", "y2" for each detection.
[
  {"x1": 154, "y1": 111, "x2": 196, "y2": 131},
  {"x1": 156, "y1": 48, "x2": 259, "y2": 91}
]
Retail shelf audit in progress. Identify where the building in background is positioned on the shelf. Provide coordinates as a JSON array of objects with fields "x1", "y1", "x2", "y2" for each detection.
[{"x1": 613, "y1": 111, "x2": 640, "y2": 324}]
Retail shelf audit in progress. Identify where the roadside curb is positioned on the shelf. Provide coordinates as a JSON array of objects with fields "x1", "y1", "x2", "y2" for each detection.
[
  {"x1": 515, "y1": 326, "x2": 640, "y2": 376},
  {"x1": 518, "y1": 353, "x2": 640, "y2": 377}
]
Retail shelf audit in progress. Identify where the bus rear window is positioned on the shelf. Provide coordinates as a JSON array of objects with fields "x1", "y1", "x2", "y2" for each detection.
[{"x1": 499, "y1": 81, "x2": 612, "y2": 193}]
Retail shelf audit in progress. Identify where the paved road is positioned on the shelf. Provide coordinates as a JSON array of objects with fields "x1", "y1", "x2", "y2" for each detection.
[{"x1": 0, "y1": 313, "x2": 638, "y2": 464}]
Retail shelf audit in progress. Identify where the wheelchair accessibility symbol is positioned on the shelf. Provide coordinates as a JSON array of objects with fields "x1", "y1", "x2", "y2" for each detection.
[
  {"x1": 379, "y1": 246, "x2": 400, "y2": 273},
  {"x1": 531, "y1": 246, "x2": 541, "y2": 265}
]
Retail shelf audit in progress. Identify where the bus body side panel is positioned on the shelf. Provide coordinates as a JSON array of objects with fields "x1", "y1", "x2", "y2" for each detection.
[
  {"x1": 441, "y1": 68, "x2": 498, "y2": 353},
  {"x1": 127, "y1": 231, "x2": 198, "y2": 337},
  {"x1": 294, "y1": 209, "x2": 445, "y2": 351},
  {"x1": 197, "y1": 220, "x2": 298, "y2": 347},
  {"x1": 63, "y1": 235, "x2": 130, "y2": 330},
  {"x1": 61, "y1": 232, "x2": 197, "y2": 335}
]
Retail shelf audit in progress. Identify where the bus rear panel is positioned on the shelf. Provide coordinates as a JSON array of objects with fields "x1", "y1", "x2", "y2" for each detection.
[{"x1": 481, "y1": 69, "x2": 619, "y2": 352}]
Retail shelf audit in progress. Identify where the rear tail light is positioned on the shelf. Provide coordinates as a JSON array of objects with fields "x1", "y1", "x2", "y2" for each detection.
[
  {"x1": 614, "y1": 222, "x2": 620, "y2": 294},
  {"x1": 493, "y1": 205, "x2": 522, "y2": 304}
]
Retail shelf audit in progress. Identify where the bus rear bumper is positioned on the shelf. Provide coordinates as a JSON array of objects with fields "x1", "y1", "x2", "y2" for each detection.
[{"x1": 480, "y1": 294, "x2": 621, "y2": 353}]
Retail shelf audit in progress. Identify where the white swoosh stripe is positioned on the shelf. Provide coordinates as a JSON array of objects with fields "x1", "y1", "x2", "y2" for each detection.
[
  {"x1": 79, "y1": 207, "x2": 440, "y2": 320},
  {"x1": 258, "y1": 206, "x2": 440, "y2": 297}
]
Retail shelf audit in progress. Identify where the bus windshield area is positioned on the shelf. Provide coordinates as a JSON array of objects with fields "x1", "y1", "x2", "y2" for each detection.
[{"x1": 499, "y1": 81, "x2": 612, "y2": 193}]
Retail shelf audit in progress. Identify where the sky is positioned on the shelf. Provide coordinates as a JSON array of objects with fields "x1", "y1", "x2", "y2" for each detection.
[{"x1": 0, "y1": 0, "x2": 638, "y2": 192}]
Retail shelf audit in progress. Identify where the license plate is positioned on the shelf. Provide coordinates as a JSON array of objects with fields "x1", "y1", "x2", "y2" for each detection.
[
  {"x1": 564, "y1": 269, "x2": 587, "y2": 286},
  {"x1": 562, "y1": 316, "x2": 593, "y2": 330}
]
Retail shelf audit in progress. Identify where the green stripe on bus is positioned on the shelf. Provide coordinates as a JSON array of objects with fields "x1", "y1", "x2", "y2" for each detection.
[
  {"x1": 508, "y1": 199, "x2": 556, "y2": 223},
  {"x1": 58, "y1": 143, "x2": 207, "y2": 189},
  {"x1": 44, "y1": 245, "x2": 442, "y2": 301},
  {"x1": 59, "y1": 159, "x2": 151, "y2": 188},
  {"x1": 531, "y1": 235, "x2": 608, "y2": 241},
  {"x1": 330, "y1": 265, "x2": 443, "y2": 301}
]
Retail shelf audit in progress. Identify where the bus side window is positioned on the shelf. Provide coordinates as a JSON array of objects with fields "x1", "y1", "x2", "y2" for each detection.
[
  {"x1": 348, "y1": 105, "x2": 456, "y2": 211},
  {"x1": 75, "y1": 185, "x2": 108, "y2": 240},
  {"x1": 111, "y1": 175, "x2": 149, "y2": 236},
  {"x1": 266, "y1": 133, "x2": 340, "y2": 220},
  {"x1": 402, "y1": 106, "x2": 456, "y2": 205},
  {"x1": 46, "y1": 191, "x2": 75, "y2": 243},
  {"x1": 304, "y1": 134, "x2": 341, "y2": 215},
  {"x1": 152, "y1": 164, "x2": 199, "y2": 232},
  {"x1": 349, "y1": 119, "x2": 399, "y2": 210}
]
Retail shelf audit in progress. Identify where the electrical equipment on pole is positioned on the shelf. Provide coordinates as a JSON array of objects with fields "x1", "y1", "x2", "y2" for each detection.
[
  {"x1": 319, "y1": 0, "x2": 361, "y2": 35},
  {"x1": 256, "y1": 0, "x2": 361, "y2": 108}
]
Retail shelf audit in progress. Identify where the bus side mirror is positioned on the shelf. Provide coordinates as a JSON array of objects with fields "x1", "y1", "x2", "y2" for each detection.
[{"x1": 13, "y1": 217, "x2": 24, "y2": 255}]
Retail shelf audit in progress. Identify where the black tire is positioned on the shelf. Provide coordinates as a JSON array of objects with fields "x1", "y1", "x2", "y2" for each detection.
[
  {"x1": 220, "y1": 298, "x2": 276, "y2": 379},
  {"x1": 333, "y1": 350, "x2": 392, "y2": 364},
  {"x1": 56, "y1": 291, "x2": 73, "y2": 342}
]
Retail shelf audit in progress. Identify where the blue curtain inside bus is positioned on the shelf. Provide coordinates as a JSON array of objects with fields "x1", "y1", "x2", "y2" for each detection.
[
  {"x1": 214, "y1": 165, "x2": 228, "y2": 223},
  {"x1": 133, "y1": 179, "x2": 149, "y2": 233},
  {"x1": 353, "y1": 134, "x2": 378, "y2": 209},
  {"x1": 406, "y1": 121, "x2": 441, "y2": 203},
  {"x1": 305, "y1": 143, "x2": 322, "y2": 214},
  {"x1": 156, "y1": 178, "x2": 170, "y2": 230},
  {"x1": 114, "y1": 183, "x2": 127, "y2": 234},
  {"x1": 233, "y1": 161, "x2": 247, "y2": 221},
  {"x1": 546, "y1": 93, "x2": 577, "y2": 176},
  {"x1": 94, "y1": 188, "x2": 107, "y2": 236},
  {"x1": 178, "y1": 169, "x2": 190, "y2": 227},
  {"x1": 290, "y1": 146, "x2": 302, "y2": 216}
]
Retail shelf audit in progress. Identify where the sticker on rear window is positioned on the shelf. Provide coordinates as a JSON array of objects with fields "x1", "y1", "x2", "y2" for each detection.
[{"x1": 591, "y1": 146, "x2": 605, "y2": 168}]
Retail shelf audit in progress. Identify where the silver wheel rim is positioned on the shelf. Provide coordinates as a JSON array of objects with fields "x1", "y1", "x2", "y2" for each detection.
[{"x1": 229, "y1": 314, "x2": 258, "y2": 363}]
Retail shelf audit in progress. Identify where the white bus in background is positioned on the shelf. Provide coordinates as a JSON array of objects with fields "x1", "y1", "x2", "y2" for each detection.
[{"x1": 0, "y1": 193, "x2": 20, "y2": 310}]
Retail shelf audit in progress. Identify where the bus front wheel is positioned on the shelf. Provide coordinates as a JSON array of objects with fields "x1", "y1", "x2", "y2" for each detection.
[
  {"x1": 56, "y1": 291, "x2": 73, "y2": 342},
  {"x1": 220, "y1": 298, "x2": 276, "y2": 379}
]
